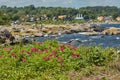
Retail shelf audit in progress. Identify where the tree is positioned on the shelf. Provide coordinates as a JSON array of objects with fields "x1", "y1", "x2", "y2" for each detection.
[{"x1": 12, "y1": 14, "x2": 19, "y2": 21}]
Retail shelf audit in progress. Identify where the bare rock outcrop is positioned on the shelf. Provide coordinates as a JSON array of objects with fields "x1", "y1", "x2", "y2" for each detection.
[
  {"x1": 102, "y1": 27, "x2": 120, "y2": 35},
  {"x1": 0, "y1": 28, "x2": 15, "y2": 44}
]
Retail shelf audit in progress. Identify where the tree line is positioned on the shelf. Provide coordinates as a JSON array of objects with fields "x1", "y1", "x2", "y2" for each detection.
[{"x1": 0, "y1": 5, "x2": 120, "y2": 25}]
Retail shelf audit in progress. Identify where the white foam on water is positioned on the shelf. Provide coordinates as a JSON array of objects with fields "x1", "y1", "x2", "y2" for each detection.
[
  {"x1": 116, "y1": 37, "x2": 120, "y2": 40},
  {"x1": 78, "y1": 32, "x2": 87, "y2": 35}
]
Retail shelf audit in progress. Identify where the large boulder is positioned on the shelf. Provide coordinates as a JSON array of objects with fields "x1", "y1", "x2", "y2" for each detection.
[
  {"x1": 90, "y1": 26, "x2": 106, "y2": 32},
  {"x1": 0, "y1": 29, "x2": 15, "y2": 44},
  {"x1": 102, "y1": 27, "x2": 120, "y2": 35},
  {"x1": 0, "y1": 37, "x2": 6, "y2": 43}
]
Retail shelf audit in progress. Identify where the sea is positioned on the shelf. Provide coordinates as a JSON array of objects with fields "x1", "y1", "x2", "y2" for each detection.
[{"x1": 28, "y1": 24, "x2": 120, "y2": 48}]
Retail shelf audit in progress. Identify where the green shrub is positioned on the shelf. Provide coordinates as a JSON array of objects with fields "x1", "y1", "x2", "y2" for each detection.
[{"x1": 0, "y1": 40, "x2": 119, "y2": 79}]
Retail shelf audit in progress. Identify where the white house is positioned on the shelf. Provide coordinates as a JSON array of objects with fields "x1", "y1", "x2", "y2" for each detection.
[{"x1": 75, "y1": 14, "x2": 84, "y2": 20}]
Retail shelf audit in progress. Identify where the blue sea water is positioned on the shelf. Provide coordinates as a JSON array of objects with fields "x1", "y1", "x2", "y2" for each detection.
[
  {"x1": 27, "y1": 24, "x2": 120, "y2": 48},
  {"x1": 32, "y1": 33, "x2": 120, "y2": 48},
  {"x1": 99, "y1": 24, "x2": 120, "y2": 28}
]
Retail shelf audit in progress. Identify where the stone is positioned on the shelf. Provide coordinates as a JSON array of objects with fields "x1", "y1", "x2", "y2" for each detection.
[
  {"x1": 90, "y1": 26, "x2": 106, "y2": 32},
  {"x1": 102, "y1": 27, "x2": 120, "y2": 35},
  {"x1": 85, "y1": 31, "x2": 99, "y2": 36}
]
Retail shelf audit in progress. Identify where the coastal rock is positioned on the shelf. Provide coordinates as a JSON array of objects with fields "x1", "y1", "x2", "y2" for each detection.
[
  {"x1": 0, "y1": 37, "x2": 6, "y2": 43},
  {"x1": 102, "y1": 27, "x2": 120, "y2": 35},
  {"x1": 84, "y1": 31, "x2": 99, "y2": 36},
  {"x1": 70, "y1": 27, "x2": 87, "y2": 33},
  {"x1": 70, "y1": 29, "x2": 81, "y2": 33},
  {"x1": 64, "y1": 30, "x2": 71, "y2": 34},
  {"x1": 42, "y1": 28, "x2": 49, "y2": 33},
  {"x1": 11, "y1": 30, "x2": 20, "y2": 35},
  {"x1": 0, "y1": 29, "x2": 15, "y2": 44},
  {"x1": 90, "y1": 26, "x2": 106, "y2": 32},
  {"x1": 33, "y1": 33, "x2": 43, "y2": 37},
  {"x1": 26, "y1": 29, "x2": 39, "y2": 33}
]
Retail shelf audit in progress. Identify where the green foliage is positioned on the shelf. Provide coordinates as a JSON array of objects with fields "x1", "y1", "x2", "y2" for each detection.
[
  {"x1": 0, "y1": 5, "x2": 120, "y2": 25},
  {"x1": 0, "y1": 40, "x2": 119, "y2": 79},
  {"x1": 0, "y1": 10, "x2": 10, "y2": 25},
  {"x1": 12, "y1": 14, "x2": 20, "y2": 21}
]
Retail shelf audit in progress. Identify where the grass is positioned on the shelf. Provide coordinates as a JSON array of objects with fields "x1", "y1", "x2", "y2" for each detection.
[{"x1": 0, "y1": 40, "x2": 120, "y2": 80}]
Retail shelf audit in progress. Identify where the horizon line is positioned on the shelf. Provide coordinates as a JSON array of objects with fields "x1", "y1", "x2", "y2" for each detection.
[{"x1": 0, "y1": 5, "x2": 119, "y2": 9}]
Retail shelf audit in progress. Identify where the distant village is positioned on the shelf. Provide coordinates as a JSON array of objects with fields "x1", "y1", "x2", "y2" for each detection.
[
  {"x1": 0, "y1": 6, "x2": 120, "y2": 26},
  {"x1": 97, "y1": 16, "x2": 120, "y2": 23},
  {"x1": 11, "y1": 13, "x2": 120, "y2": 25}
]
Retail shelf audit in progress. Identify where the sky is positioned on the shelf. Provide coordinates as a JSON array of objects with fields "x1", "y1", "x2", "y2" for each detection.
[{"x1": 0, "y1": 0, "x2": 120, "y2": 8}]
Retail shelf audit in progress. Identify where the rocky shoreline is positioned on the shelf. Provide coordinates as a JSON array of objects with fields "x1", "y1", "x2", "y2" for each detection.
[{"x1": 0, "y1": 23, "x2": 120, "y2": 45}]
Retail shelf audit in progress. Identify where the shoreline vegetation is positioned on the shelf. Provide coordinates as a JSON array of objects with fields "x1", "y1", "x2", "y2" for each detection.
[{"x1": 0, "y1": 40, "x2": 120, "y2": 80}]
